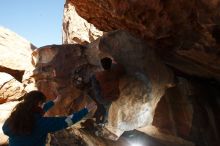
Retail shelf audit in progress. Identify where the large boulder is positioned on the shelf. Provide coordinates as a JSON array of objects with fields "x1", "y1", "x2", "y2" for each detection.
[
  {"x1": 0, "y1": 27, "x2": 36, "y2": 103},
  {"x1": 31, "y1": 30, "x2": 174, "y2": 143},
  {"x1": 31, "y1": 44, "x2": 98, "y2": 116},
  {"x1": 97, "y1": 30, "x2": 174, "y2": 138},
  {"x1": 0, "y1": 27, "x2": 36, "y2": 81},
  {"x1": 0, "y1": 27, "x2": 36, "y2": 145},
  {"x1": 61, "y1": 2, "x2": 220, "y2": 144},
  {"x1": 68, "y1": 0, "x2": 220, "y2": 81},
  {"x1": 62, "y1": 1, "x2": 103, "y2": 44},
  {"x1": 0, "y1": 73, "x2": 25, "y2": 102}
]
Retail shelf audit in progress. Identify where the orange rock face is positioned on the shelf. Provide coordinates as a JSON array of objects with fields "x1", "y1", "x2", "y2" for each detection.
[
  {"x1": 31, "y1": 44, "x2": 98, "y2": 115},
  {"x1": 63, "y1": 1, "x2": 220, "y2": 144},
  {"x1": 69, "y1": 0, "x2": 220, "y2": 81},
  {"x1": 31, "y1": 31, "x2": 175, "y2": 143}
]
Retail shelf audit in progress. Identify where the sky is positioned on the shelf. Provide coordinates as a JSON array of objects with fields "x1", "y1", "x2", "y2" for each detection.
[{"x1": 0, "y1": 0, "x2": 65, "y2": 47}]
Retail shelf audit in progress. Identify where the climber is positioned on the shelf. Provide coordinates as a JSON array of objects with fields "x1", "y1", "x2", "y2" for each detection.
[
  {"x1": 90, "y1": 57, "x2": 125, "y2": 125},
  {"x1": 2, "y1": 90, "x2": 96, "y2": 146}
]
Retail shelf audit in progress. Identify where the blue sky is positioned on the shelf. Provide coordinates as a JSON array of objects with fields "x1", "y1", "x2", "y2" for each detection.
[{"x1": 0, "y1": 0, "x2": 65, "y2": 47}]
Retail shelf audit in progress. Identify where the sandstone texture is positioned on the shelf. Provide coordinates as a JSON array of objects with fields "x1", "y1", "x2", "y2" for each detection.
[
  {"x1": 0, "y1": 27, "x2": 36, "y2": 102},
  {"x1": 31, "y1": 30, "x2": 175, "y2": 145},
  {"x1": 69, "y1": 0, "x2": 220, "y2": 81},
  {"x1": 32, "y1": 29, "x2": 220, "y2": 145},
  {"x1": 62, "y1": 1, "x2": 103, "y2": 44},
  {"x1": 138, "y1": 77, "x2": 220, "y2": 146},
  {"x1": 1, "y1": 0, "x2": 220, "y2": 146},
  {"x1": 99, "y1": 30, "x2": 174, "y2": 137},
  {"x1": 0, "y1": 73, "x2": 25, "y2": 102},
  {"x1": 0, "y1": 27, "x2": 36, "y2": 145},
  {"x1": 31, "y1": 44, "x2": 98, "y2": 116},
  {"x1": 62, "y1": 1, "x2": 220, "y2": 145},
  {"x1": 0, "y1": 27, "x2": 35, "y2": 78}
]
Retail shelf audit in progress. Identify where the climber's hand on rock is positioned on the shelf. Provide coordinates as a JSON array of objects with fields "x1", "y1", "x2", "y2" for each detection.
[{"x1": 53, "y1": 95, "x2": 61, "y2": 103}]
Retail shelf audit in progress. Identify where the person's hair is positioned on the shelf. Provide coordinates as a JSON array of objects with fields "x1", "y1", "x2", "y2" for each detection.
[
  {"x1": 101, "y1": 57, "x2": 112, "y2": 70},
  {"x1": 6, "y1": 91, "x2": 46, "y2": 135}
]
